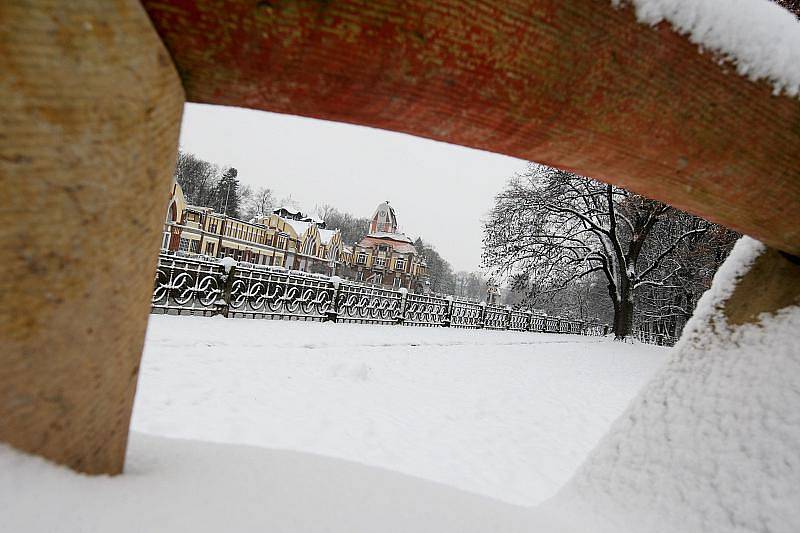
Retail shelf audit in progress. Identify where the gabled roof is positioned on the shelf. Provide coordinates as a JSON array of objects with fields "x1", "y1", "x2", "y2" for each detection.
[
  {"x1": 282, "y1": 218, "x2": 313, "y2": 237},
  {"x1": 319, "y1": 228, "x2": 338, "y2": 245}
]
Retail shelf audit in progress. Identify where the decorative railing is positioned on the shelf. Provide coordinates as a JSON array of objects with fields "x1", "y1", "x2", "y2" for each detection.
[
  {"x1": 334, "y1": 278, "x2": 403, "y2": 324},
  {"x1": 151, "y1": 252, "x2": 673, "y2": 346},
  {"x1": 404, "y1": 292, "x2": 450, "y2": 327},
  {"x1": 450, "y1": 298, "x2": 483, "y2": 328},
  {"x1": 632, "y1": 326, "x2": 677, "y2": 347}
]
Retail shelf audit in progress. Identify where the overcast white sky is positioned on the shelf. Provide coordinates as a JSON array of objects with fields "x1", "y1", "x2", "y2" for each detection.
[{"x1": 178, "y1": 103, "x2": 528, "y2": 272}]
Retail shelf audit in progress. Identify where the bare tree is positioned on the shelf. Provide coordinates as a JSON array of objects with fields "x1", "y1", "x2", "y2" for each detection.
[
  {"x1": 483, "y1": 164, "x2": 709, "y2": 339},
  {"x1": 242, "y1": 186, "x2": 275, "y2": 221},
  {"x1": 454, "y1": 271, "x2": 490, "y2": 301},
  {"x1": 314, "y1": 203, "x2": 338, "y2": 224},
  {"x1": 634, "y1": 217, "x2": 738, "y2": 337},
  {"x1": 322, "y1": 208, "x2": 370, "y2": 244},
  {"x1": 174, "y1": 150, "x2": 219, "y2": 206}
]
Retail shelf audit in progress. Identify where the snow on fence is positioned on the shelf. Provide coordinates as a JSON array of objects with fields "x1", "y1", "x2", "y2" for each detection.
[{"x1": 151, "y1": 252, "x2": 674, "y2": 346}]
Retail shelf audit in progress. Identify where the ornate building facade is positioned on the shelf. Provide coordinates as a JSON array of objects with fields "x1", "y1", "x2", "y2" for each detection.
[
  {"x1": 347, "y1": 201, "x2": 428, "y2": 292},
  {"x1": 163, "y1": 181, "x2": 342, "y2": 274},
  {"x1": 164, "y1": 185, "x2": 427, "y2": 290}
]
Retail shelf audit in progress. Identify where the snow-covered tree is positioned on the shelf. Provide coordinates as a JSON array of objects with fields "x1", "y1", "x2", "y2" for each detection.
[
  {"x1": 242, "y1": 186, "x2": 276, "y2": 221},
  {"x1": 210, "y1": 167, "x2": 241, "y2": 217},
  {"x1": 454, "y1": 271, "x2": 490, "y2": 301},
  {"x1": 414, "y1": 238, "x2": 456, "y2": 295},
  {"x1": 482, "y1": 164, "x2": 711, "y2": 339},
  {"x1": 320, "y1": 207, "x2": 370, "y2": 244},
  {"x1": 633, "y1": 217, "x2": 738, "y2": 338},
  {"x1": 174, "y1": 150, "x2": 219, "y2": 207}
]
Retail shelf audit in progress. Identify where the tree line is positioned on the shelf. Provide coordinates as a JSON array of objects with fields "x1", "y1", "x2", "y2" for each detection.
[
  {"x1": 174, "y1": 150, "x2": 276, "y2": 221},
  {"x1": 482, "y1": 163, "x2": 738, "y2": 340}
]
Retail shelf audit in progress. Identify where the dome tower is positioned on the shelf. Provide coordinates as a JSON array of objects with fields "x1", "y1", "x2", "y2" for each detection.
[{"x1": 369, "y1": 201, "x2": 398, "y2": 234}]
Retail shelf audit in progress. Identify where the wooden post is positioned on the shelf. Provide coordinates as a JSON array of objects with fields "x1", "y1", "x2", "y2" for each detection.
[{"x1": 0, "y1": 0, "x2": 184, "y2": 474}]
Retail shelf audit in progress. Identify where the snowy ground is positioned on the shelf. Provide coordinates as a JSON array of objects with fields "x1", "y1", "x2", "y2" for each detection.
[
  {"x1": 132, "y1": 317, "x2": 668, "y2": 505},
  {"x1": 1, "y1": 316, "x2": 668, "y2": 531}
]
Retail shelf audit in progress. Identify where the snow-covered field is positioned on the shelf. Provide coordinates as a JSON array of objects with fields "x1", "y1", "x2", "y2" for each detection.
[
  {"x1": 2, "y1": 316, "x2": 668, "y2": 532},
  {"x1": 132, "y1": 318, "x2": 668, "y2": 506}
]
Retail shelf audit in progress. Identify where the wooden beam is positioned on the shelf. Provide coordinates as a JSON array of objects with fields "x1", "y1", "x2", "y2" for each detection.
[
  {"x1": 142, "y1": 0, "x2": 800, "y2": 254},
  {"x1": 0, "y1": 0, "x2": 184, "y2": 474}
]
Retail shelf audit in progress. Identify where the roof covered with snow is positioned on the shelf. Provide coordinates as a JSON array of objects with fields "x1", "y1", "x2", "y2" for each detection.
[
  {"x1": 366, "y1": 232, "x2": 413, "y2": 244},
  {"x1": 274, "y1": 206, "x2": 303, "y2": 217},
  {"x1": 319, "y1": 228, "x2": 338, "y2": 245},
  {"x1": 280, "y1": 217, "x2": 313, "y2": 237},
  {"x1": 358, "y1": 233, "x2": 418, "y2": 254}
]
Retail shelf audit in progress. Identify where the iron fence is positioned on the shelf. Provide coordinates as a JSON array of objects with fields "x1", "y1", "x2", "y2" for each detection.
[{"x1": 151, "y1": 252, "x2": 673, "y2": 346}]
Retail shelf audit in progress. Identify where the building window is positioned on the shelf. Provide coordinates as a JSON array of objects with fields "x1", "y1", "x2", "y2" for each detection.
[
  {"x1": 162, "y1": 233, "x2": 170, "y2": 249},
  {"x1": 374, "y1": 257, "x2": 385, "y2": 268},
  {"x1": 178, "y1": 238, "x2": 190, "y2": 252},
  {"x1": 209, "y1": 222, "x2": 218, "y2": 233},
  {"x1": 373, "y1": 273, "x2": 383, "y2": 284},
  {"x1": 357, "y1": 253, "x2": 366, "y2": 265},
  {"x1": 190, "y1": 240, "x2": 200, "y2": 253},
  {"x1": 393, "y1": 276, "x2": 402, "y2": 288},
  {"x1": 356, "y1": 271, "x2": 364, "y2": 281},
  {"x1": 205, "y1": 242, "x2": 215, "y2": 255},
  {"x1": 395, "y1": 258, "x2": 405, "y2": 271}
]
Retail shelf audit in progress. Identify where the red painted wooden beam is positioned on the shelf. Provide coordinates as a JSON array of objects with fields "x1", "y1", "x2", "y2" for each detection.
[{"x1": 142, "y1": 0, "x2": 800, "y2": 254}]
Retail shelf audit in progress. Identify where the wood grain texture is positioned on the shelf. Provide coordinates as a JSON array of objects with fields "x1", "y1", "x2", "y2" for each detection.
[
  {"x1": 0, "y1": 0, "x2": 184, "y2": 474},
  {"x1": 724, "y1": 249, "x2": 800, "y2": 326},
  {"x1": 142, "y1": 0, "x2": 800, "y2": 254}
]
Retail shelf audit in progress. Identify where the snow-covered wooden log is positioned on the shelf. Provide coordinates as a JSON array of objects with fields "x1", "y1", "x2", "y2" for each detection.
[
  {"x1": 0, "y1": 0, "x2": 184, "y2": 474},
  {"x1": 142, "y1": 0, "x2": 800, "y2": 255}
]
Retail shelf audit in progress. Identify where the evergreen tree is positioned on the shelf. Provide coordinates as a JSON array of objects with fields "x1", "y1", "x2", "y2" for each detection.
[{"x1": 212, "y1": 167, "x2": 240, "y2": 217}]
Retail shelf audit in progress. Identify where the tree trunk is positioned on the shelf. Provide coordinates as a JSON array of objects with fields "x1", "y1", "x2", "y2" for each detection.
[{"x1": 610, "y1": 283, "x2": 634, "y2": 340}]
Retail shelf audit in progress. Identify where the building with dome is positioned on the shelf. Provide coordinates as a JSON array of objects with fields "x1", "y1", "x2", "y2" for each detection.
[{"x1": 346, "y1": 201, "x2": 429, "y2": 292}]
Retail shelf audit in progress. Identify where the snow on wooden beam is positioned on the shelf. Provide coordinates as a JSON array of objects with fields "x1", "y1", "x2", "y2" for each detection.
[
  {"x1": 0, "y1": 0, "x2": 184, "y2": 474},
  {"x1": 142, "y1": 0, "x2": 800, "y2": 255}
]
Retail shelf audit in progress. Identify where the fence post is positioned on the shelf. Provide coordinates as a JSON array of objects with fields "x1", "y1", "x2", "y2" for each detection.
[
  {"x1": 326, "y1": 275, "x2": 342, "y2": 323},
  {"x1": 505, "y1": 306, "x2": 512, "y2": 330},
  {"x1": 214, "y1": 257, "x2": 237, "y2": 318},
  {"x1": 603, "y1": 324, "x2": 609, "y2": 336},
  {"x1": 442, "y1": 295, "x2": 453, "y2": 327},
  {"x1": 527, "y1": 312, "x2": 534, "y2": 332},
  {"x1": 479, "y1": 301, "x2": 487, "y2": 329},
  {"x1": 397, "y1": 287, "x2": 408, "y2": 325}
]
